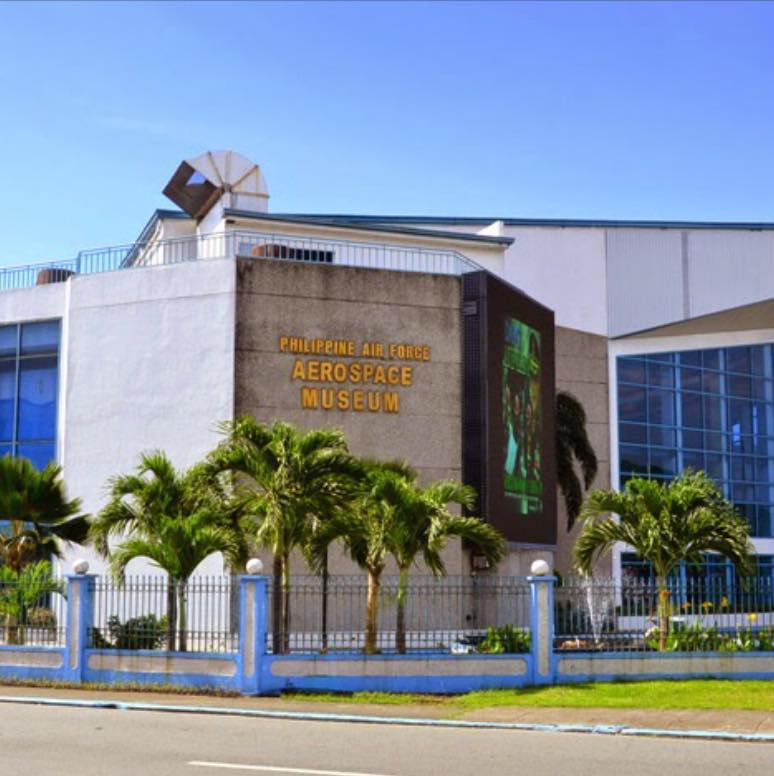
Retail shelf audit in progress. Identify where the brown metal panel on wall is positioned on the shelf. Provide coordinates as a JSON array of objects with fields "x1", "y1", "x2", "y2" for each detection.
[{"x1": 462, "y1": 271, "x2": 557, "y2": 546}]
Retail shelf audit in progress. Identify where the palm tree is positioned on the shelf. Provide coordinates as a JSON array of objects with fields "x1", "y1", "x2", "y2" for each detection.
[
  {"x1": 387, "y1": 477, "x2": 505, "y2": 654},
  {"x1": 0, "y1": 560, "x2": 64, "y2": 645},
  {"x1": 315, "y1": 462, "x2": 505, "y2": 654},
  {"x1": 108, "y1": 511, "x2": 243, "y2": 652},
  {"x1": 574, "y1": 470, "x2": 754, "y2": 650},
  {"x1": 90, "y1": 451, "x2": 248, "y2": 651},
  {"x1": 209, "y1": 419, "x2": 357, "y2": 654},
  {"x1": 0, "y1": 455, "x2": 88, "y2": 572},
  {"x1": 556, "y1": 391, "x2": 598, "y2": 532}
]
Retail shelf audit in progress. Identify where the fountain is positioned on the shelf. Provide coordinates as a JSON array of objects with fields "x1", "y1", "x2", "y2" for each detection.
[{"x1": 578, "y1": 577, "x2": 615, "y2": 648}]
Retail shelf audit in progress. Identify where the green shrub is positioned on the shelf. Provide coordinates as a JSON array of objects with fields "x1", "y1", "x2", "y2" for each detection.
[
  {"x1": 477, "y1": 625, "x2": 530, "y2": 654},
  {"x1": 645, "y1": 621, "x2": 774, "y2": 653},
  {"x1": 106, "y1": 614, "x2": 168, "y2": 650}
]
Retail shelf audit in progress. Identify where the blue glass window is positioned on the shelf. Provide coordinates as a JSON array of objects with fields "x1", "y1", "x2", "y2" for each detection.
[
  {"x1": 617, "y1": 343, "x2": 774, "y2": 538},
  {"x1": 0, "y1": 359, "x2": 15, "y2": 442},
  {"x1": 0, "y1": 321, "x2": 60, "y2": 469},
  {"x1": 18, "y1": 356, "x2": 58, "y2": 441},
  {"x1": 622, "y1": 553, "x2": 774, "y2": 604},
  {"x1": 17, "y1": 443, "x2": 56, "y2": 471}
]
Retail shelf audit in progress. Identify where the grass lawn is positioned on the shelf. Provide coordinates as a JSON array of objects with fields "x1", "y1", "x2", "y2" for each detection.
[{"x1": 288, "y1": 680, "x2": 774, "y2": 712}]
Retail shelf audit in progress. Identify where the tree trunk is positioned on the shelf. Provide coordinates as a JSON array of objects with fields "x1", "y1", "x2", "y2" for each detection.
[
  {"x1": 396, "y1": 566, "x2": 409, "y2": 654},
  {"x1": 166, "y1": 575, "x2": 177, "y2": 652},
  {"x1": 5, "y1": 614, "x2": 20, "y2": 646},
  {"x1": 365, "y1": 569, "x2": 381, "y2": 654},
  {"x1": 271, "y1": 554, "x2": 283, "y2": 654},
  {"x1": 321, "y1": 551, "x2": 329, "y2": 653},
  {"x1": 657, "y1": 577, "x2": 669, "y2": 652},
  {"x1": 177, "y1": 580, "x2": 188, "y2": 653},
  {"x1": 281, "y1": 554, "x2": 291, "y2": 654}
]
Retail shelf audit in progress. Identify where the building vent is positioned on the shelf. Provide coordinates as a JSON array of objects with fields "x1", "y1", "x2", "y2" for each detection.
[{"x1": 163, "y1": 150, "x2": 269, "y2": 220}]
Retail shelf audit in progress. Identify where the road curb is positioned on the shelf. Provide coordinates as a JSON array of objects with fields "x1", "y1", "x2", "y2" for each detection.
[{"x1": 1, "y1": 694, "x2": 773, "y2": 744}]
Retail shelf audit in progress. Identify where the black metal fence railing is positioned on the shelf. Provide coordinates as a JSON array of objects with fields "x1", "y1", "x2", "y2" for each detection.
[
  {"x1": 0, "y1": 577, "x2": 67, "y2": 647},
  {"x1": 89, "y1": 576, "x2": 239, "y2": 653},
  {"x1": 555, "y1": 576, "x2": 774, "y2": 653},
  {"x1": 265, "y1": 575, "x2": 531, "y2": 655}
]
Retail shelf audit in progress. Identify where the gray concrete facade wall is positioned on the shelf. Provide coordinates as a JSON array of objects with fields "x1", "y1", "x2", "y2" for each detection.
[
  {"x1": 554, "y1": 326, "x2": 612, "y2": 577},
  {"x1": 235, "y1": 259, "x2": 465, "y2": 575}
]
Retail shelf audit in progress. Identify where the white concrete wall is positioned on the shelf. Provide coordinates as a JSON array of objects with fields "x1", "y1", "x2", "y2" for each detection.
[
  {"x1": 0, "y1": 281, "x2": 67, "y2": 324},
  {"x1": 686, "y1": 230, "x2": 774, "y2": 319},
  {"x1": 376, "y1": 221, "x2": 774, "y2": 340},
  {"x1": 606, "y1": 229, "x2": 684, "y2": 336},
  {"x1": 59, "y1": 259, "x2": 236, "y2": 576},
  {"x1": 606, "y1": 227, "x2": 774, "y2": 337},
  {"x1": 502, "y1": 226, "x2": 608, "y2": 336}
]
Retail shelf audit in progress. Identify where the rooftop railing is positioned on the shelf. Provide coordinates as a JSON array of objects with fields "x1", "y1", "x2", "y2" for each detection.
[{"x1": 0, "y1": 230, "x2": 481, "y2": 292}]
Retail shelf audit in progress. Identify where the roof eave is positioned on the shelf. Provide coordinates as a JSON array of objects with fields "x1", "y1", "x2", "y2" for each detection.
[{"x1": 222, "y1": 209, "x2": 514, "y2": 246}]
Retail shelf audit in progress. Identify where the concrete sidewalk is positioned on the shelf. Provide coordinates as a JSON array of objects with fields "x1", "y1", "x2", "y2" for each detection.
[{"x1": 1, "y1": 683, "x2": 773, "y2": 736}]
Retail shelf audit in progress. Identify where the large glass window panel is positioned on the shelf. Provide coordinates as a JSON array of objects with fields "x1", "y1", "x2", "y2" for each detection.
[
  {"x1": 0, "y1": 326, "x2": 16, "y2": 357},
  {"x1": 678, "y1": 351, "x2": 701, "y2": 367},
  {"x1": 750, "y1": 347, "x2": 769, "y2": 376},
  {"x1": 648, "y1": 425, "x2": 676, "y2": 447},
  {"x1": 703, "y1": 395, "x2": 723, "y2": 430},
  {"x1": 726, "y1": 346, "x2": 751, "y2": 374},
  {"x1": 751, "y1": 376, "x2": 770, "y2": 401},
  {"x1": 679, "y1": 367, "x2": 702, "y2": 391},
  {"x1": 0, "y1": 443, "x2": 11, "y2": 458},
  {"x1": 702, "y1": 370, "x2": 721, "y2": 394},
  {"x1": 755, "y1": 507, "x2": 772, "y2": 539},
  {"x1": 647, "y1": 361, "x2": 674, "y2": 388},
  {"x1": 16, "y1": 443, "x2": 55, "y2": 471},
  {"x1": 704, "y1": 431, "x2": 725, "y2": 451},
  {"x1": 732, "y1": 483, "x2": 755, "y2": 503},
  {"x1": 728, "y1": 373, "x2": 751, "y2": 398},
  {"x1": 648, "y1": 388, "x2": 675, "y2": 426},
  {"x1": 619, "y1": 423, "x2": 647, "y2": 444},
  {"x1": 20, "y1": 321, "x2": 59, "y2": 355},
  {"x1": 702, "y1": 349, "x2": 721, "y2": 371},
  {"x1": 650, "y1": 448, "x2": 677, "y2": 477},
  {"x1": 751, "y1": 402, "x2": 770, "y2": 437},
  {"x1": 728, "y1": 400, "x2": 753, "y2": 438},
  {"x1": 730, "y1": 455, "x2": 755, "y2": 481},
  {"x1": 681, "y1": 392, "x2": 703, "y2": 428},
  {"x1": 756, "y1": 484, "x2": 773, "y2": 503},
  {"x1": 620, "y1": 445, "x2": 648, "y2": 475},
  {"x1": 732, "y1": 435, "x2": 754, "y2": 455},
  {"x1": 682, "y1": 429, "x2": 703, "y2": 449},
  {"x1": 682, "y1": 450, "x2": 704, "y2": 471},
  {"x1": 705, "y1": 453, "x2": 725, "y2": 480},
  {"x1": 756, "y1": 457, "x2": 773, "y2": 482},
  {"x1": 17, "y1": 355, "x2": 57, "y2": 441},
  {"x1": 619, "y1": 385, "x2": 647, "y2": 422},
  {"x1": 0, "y1": 360, "x2": 15, "y2": 442},
  {"x1": 621, "y1": 552, "x2": 655, "y2": 584},
  {"x1": 617, "y1": 357, "x2": 645, "y2": 384}
]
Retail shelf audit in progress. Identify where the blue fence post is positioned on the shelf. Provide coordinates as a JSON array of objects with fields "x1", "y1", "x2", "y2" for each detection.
[
  {"x1": 528, "y1": 570, "x2": 556, "y2": 685},
  {"x1": 238, "y1": 573, "x2": 268, "y2": 695},
  {"x1": 63, "y1": 572, "x2": 96, "y2": 684}
]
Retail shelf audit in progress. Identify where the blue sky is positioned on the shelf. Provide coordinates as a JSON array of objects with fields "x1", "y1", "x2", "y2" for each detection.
[{"x1": 1, "y1": 1, "x2": 774, "y2": 264}]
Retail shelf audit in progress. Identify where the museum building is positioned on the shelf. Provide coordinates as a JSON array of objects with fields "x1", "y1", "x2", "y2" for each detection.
[{"x1": 1, "y1": 150, "x2": 772, "y2": 588}]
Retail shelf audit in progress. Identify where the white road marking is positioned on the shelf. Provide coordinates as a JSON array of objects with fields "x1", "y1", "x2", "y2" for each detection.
[{"x1": 188, "y1": 762, "x2": 401, "y2": 776}]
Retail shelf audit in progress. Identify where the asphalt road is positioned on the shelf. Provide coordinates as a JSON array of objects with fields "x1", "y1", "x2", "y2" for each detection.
[{"x1": 1, "y1": 704, "x2": 771, "y2": 776}]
